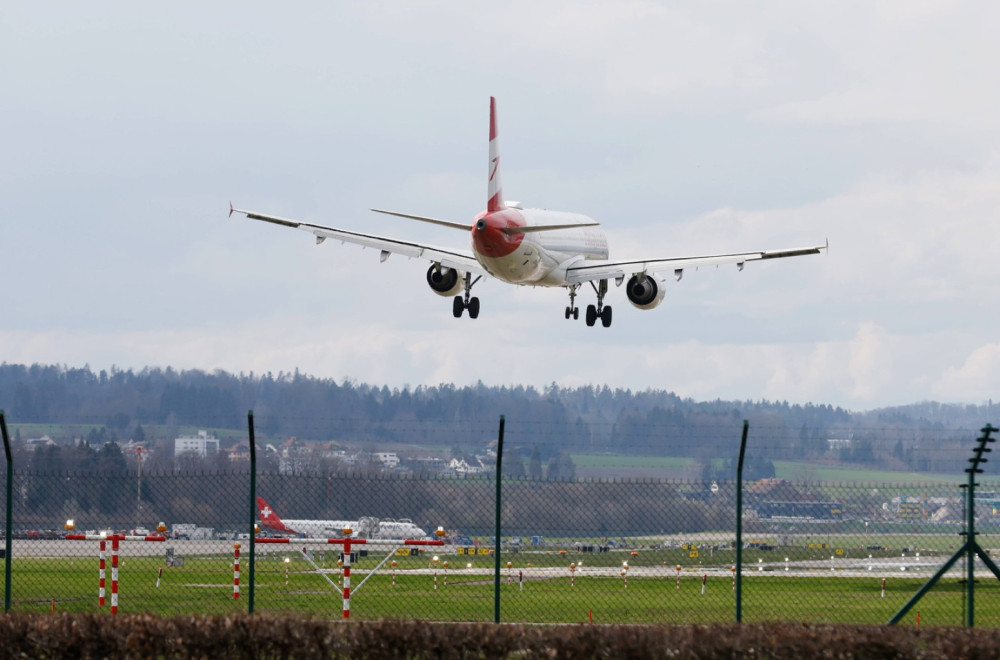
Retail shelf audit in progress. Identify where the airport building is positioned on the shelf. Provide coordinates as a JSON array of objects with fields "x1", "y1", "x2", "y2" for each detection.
[{"x1": 174, "y1": 430, "x2": 220, "y2": 457}]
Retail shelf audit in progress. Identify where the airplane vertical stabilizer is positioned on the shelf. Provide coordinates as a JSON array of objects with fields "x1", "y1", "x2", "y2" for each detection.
[{"x1": 487, "y1": 96, "x2": 505, "y2": 212}]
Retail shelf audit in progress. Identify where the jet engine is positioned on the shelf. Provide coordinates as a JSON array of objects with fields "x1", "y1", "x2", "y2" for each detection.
[
  {"x1": 625, "y1": 273, "x2": 667, "y2": 310},
  {"x1": 426, "y1": 265, "x2": 463, "y2": 297}
]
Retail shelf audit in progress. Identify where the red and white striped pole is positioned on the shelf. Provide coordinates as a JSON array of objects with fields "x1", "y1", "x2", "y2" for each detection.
[
  {"x1": 98, "y1": 540, "x2": 106, "y2": 607},
  {"x1": 676, "y1": 565, "x2": 681, "y2": 591},
  {"x1": 342, "y1": 538, "x2": 352, "y2": 619},
  {"x1": 233, "y1": 543, "x2": 241, "y2": 599},
  {"x1": 156, "y1": 567, "x2": 163, "y2": 588},
  {"x1": 881, "y1": 577, "x2": 886, "y2": 598},
  {"x1": 63, "y1": 531, "x2": 166, "y2": 614},
  {"x1": 390, "y1": 560, "x2": 397, "y2": 587},
  {"x1": 110, "y1": 535, "x2": 120, "y2": 615},
  {"x1": 701, "y1": 573, "x2": 706, "y2": 595},
  {"x1": 252, "y1": 535, "x2": 443, "y2": 618}
]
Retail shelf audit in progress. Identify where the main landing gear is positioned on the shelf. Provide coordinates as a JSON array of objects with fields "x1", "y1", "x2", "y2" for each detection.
[
  {"x1": 566, "y1": 281, "x2": 612, "y2": 327},
  {"x1": 453, "y1": 272, "x2": 482, "y2": 319}
]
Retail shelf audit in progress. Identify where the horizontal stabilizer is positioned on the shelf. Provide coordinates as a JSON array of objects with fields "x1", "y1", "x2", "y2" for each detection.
[
  {"x1": 501, "y1": 222, "x2": 600, "y2": 235},
  {"x1": 371, "y1": 208, "x2": 472, "y2": 231}
]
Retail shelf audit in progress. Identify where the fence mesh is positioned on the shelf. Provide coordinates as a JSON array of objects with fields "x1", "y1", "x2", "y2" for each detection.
[{"x1": 4, "y1": 467, "x2": 1000, "y2": 625}]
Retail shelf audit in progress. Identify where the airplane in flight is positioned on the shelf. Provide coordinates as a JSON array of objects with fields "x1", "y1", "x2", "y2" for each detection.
[
  {"x1": 230, "y1": 97, "x2": 826, "y2": 328},
  {"x1": 256, "y1": 497, "x2": 427, "y2": 540}
]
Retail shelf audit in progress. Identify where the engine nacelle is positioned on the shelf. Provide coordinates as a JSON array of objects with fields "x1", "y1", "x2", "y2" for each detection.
[
  {"x1": 625, "y1": 273, "x2": 667, "y2": 310},
  {"x1": 426, "y1": 265, "x2": 463, "y2": 297}
]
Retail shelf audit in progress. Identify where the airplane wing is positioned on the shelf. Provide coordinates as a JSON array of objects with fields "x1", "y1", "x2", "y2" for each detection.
[
  {"x1": 565, "y1": 242, "x2": 827, "y2": 285},
  {"x1": 230, "y1": 205, "x2": 487, "y2": 277}
]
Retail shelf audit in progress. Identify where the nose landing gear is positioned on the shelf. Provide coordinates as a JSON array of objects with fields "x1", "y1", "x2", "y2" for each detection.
[{"x1": 564, "y1": 285, "x2": 580, "y2": 320}]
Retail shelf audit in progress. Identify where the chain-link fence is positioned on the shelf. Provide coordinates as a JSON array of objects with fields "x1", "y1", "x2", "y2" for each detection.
[{"x1": 4, "y1": 466, "x2": 1000, "y2": 625}]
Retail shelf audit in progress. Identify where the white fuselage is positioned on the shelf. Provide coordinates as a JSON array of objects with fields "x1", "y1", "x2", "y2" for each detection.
[
  {"x1": 264, "y1": 517, "x2": 427, "y2": 540},
  {"x1": 471, "y1": 207, "x2": 609, "y2": 286}
]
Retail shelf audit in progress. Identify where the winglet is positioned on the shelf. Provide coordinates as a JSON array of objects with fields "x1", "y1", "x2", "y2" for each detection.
[{"x1": 229, "y1": 201, "x2": 235, "y2": 218}]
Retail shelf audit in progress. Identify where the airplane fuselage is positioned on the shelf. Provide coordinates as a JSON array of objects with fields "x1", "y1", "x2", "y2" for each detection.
[
  {"x1": 471, "y1": 207, "x2": 609, "y2": 286},
  {"x1": 261, "y1": 517, "x2": 355, "y2": 538}
]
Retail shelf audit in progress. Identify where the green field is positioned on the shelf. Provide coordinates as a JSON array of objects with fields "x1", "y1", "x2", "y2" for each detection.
[
  {"x1": 570, "y1": 455, "x2": 694, "y2": 471},
  {"x1": 771, "y1": 461, "x2": 958, "y2": 484},
  {"x1": 570, "y1": 453, "x2": 963, "y2": 484},
  {"x1": 9, "y1": 547, "x2": 1000, "y2": 626}
]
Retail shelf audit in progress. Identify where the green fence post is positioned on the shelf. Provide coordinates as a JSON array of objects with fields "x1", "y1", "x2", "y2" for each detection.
[
  {"x1": 1, "y1": 411, "x2": 12, "y2": 612},
  {"x1": 493, "y1": 414, "x2": 505, "y2": 624},
  {"x1": 735, "y1": 420, "x2": 748, "y2": 623},
  {"x1": 248, "y1": 411, "x2": 256, "y2": 615},
  {"x1": 889, "y1": 424, "x2": 997, "y2": 626}
]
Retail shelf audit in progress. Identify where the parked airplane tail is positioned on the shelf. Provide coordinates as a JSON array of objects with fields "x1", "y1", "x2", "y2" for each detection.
[
  {"x1": 487, "y1": 96, "x2": 504, "y2": 212},
  {"x1": 256, "y1": 497, "x2": 287, "y2": 532}
]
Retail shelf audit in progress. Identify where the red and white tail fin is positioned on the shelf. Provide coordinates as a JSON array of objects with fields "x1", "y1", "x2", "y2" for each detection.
[
  {"x1": 487, "y1": 96, "x2": 504, "y2": 213},
  {"x1": 256, "y1": 497, "x2": 286, "y2": 532}
]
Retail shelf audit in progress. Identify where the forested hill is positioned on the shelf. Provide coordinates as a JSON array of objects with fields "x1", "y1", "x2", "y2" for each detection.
[{"x1": 0, "y1": 363, "x2": 993, "y2": 471}]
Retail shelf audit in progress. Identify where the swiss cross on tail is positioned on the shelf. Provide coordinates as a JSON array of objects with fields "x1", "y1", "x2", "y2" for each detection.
[
  {"x1": 256, "y1": 497, "x2": 283, "y2": 529},
  {"x1": 230, "y1": 97, "x2": 827, "y2": 327}
]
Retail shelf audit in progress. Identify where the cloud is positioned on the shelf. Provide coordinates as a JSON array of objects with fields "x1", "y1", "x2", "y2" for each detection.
[
  {"x1": 4, "y1": 2, "x2": 1000, "y2": 412},
  {"x1": 935, "y1": 343, "x2": 1000, "y2": 403}
]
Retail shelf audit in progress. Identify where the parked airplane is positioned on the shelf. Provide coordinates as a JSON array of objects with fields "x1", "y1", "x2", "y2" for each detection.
[
  {"x1": 230, "y1": 97, "x2": 826, "y2": 327},
  {"x1": 255, "y1": 497, "x2": 426, "y2": 540}
]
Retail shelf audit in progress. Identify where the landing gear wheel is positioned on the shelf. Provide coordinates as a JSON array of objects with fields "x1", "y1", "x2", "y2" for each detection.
[
  {"x1": 600, "y1": 305, "x2": 613, "y2": 328},
  {"x1": 585, "y1": 304, "x2": 597, "y2": 327},
  {"x1": 467, "y1": 297, "x2": 480, "y2": 319},
  {"x1": 453, "y1": 296, "x2": 465, "y2": 318},
  {"x1": 565, "y1": 285, "x2": 581, "y2": 322}
]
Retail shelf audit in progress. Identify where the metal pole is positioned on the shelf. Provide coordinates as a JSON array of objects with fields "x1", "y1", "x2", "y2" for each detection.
[
  {"x1": 248, "y1": 411, "x2": 257, "y2": 614},
  {"x1": 888, "y1": 424, "x2": 995, "y2": 626},
  {"x1": 493, "y1": 414, "x2": 505, "y2": 624},
  {"x1": 735, "y1": 420, "x2": 748, "y2": 623},
  {"x1": 1, "y1": 411, "x2": 12, "y2": 612},
  {"x1": 966, "y1": 431, "x2": 986, "y2": 628}
]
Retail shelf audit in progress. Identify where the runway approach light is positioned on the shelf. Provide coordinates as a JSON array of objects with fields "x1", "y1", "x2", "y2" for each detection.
[
  {"x1": 342, "y1": 526, "x2": 353, "y2": 536},
  {"x1": 157, "y1": 522, "x2": 167, "y2": 533},
  {"x1": 64, "y1": 519, "x2": 75, "y2": 531},
  {"x1": 435, "y1": 526, "x2": 446, "y2": 537}
]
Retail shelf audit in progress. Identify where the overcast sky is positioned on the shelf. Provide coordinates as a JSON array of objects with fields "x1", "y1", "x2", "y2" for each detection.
[{"x1": 2, "y1": 2, "x2": 999, "y2": 412}]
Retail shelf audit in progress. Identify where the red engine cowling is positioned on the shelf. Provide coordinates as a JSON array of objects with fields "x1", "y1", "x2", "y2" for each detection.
[
  {"x1": 625, "y1": 273, "x2": 667, "y2": 310},
  {"x1": 426, "y1": 265, "x2": 463, "y2": 297}
]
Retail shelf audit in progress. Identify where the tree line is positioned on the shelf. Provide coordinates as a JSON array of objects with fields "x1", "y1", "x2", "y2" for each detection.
[{"x1": 1, "y1": 362, "x2": 993, "y2": 474}]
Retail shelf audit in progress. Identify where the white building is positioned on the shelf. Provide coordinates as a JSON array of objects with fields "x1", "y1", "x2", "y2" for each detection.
[
  {"x1": 174, "y1": 430, "x2": 219, "y2": 457},
  {"x1": 23, "y1": 435, "x2": 56, "y2": 451},
  {"x1": 374, "y1": 452, "x2": 400, "y2": 469}
]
